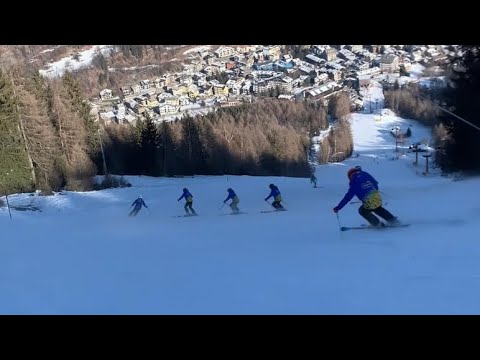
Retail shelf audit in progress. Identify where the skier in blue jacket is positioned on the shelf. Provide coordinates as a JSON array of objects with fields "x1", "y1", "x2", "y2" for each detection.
[
  {"x1": 265, "y1": 184, "x2": 284, "y2": 210},
  {"x1": 333, "y1": 166, "x2": 399, "y2": 227},
  {"x1": 223, "y1": 188, "x2": 240, "y2": 214},
  {"x1": 177, "y1": 188, "x2": 197, "y2": 215},
  {"x1": 129, "y1": 195, "x2": 148, "y2": 216}
]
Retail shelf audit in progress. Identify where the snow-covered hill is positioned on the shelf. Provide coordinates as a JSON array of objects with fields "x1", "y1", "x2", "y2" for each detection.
[
  {"x1": 39, "y1": 45, "x2": 113, "y2": 78},
  {"x1": 1, "y1": 83, "x2": 479, "y2": 315}
]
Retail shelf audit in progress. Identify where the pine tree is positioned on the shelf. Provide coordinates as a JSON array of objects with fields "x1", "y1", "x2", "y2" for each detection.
[
  {"x1": 440, "y1": 45, "x2": 480, "y2": 171},
  {"x1": 0, "y1": 69, "x2": 35, "y2": 194},
  {"x1": 48, "y1": 79, "x2": 97, "y2": 191},
  {"x1": 62, "y1": 72, "x2": 99, "y2": 154},
  {"x1": 139, "y1": 113, "x2": 161, "y2": 176},
  {"x1": 14, "y1": 69, "x2": 64, "y2": 192},
  {"x1": 405, "y1": 127, "x2": 412, "y2": 138},
  {"x1": 181, "y1": 116, "x2": 207, "y2": 175},
  {"x1": 159, "y1": 121, "x2": 173, "y2": 176}
]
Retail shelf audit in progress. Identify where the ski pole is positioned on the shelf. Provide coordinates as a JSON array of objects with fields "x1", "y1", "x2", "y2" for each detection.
[
  {"x1": 336, "y1": 212, "x2": 342, "y2": 231},
  {"x1": 220, "y1": 202, "x2": 225, "y2": 210},
  {"x1": 5, "y1": 192, "x2": 12, "y2": 220},
  {"x1": 336, "y1": 213, "x2": 345, "y2": 238}
]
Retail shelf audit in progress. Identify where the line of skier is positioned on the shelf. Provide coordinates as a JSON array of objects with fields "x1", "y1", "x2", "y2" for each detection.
[
  {"x1": 129, "y1": 166, "x2": 401, "y2": 228},
  {"x1": 129, "y1": 183, "x2": 285, "y2": 217}
]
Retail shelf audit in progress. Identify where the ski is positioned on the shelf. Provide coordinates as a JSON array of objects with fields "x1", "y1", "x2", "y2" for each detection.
[
  {"x1": 173, "y1": 214, "x2": 199, "y2": 218},
  {"x1": 221, "y1": 212, "x2": 247, "y2": 216},
  {"x1": 340, "y1": 223, "x2": 410, "y2": 231},
  {"x1": 261, "y1": 209, "x2": 287, "y2": 213}
]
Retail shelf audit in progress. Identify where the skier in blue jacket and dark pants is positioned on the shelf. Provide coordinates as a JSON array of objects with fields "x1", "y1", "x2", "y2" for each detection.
[
  {"x1": 178, "y1": 188, "x2": 197, "y2": 215},
  {"x1": 223, "y1": 188, "x2": 240, "y2": 214},
  {"x1": 333, "y1": 166, "x2": 399, "y2": 227},
  {"x1": 265, "y1": 183, "x2": 284, "y2": 210},
  {"x1": 129, "y1": 195, "x2": 148, "y2": 216}
]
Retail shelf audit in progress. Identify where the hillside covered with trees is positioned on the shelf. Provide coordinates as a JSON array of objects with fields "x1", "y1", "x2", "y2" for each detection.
[
  {"x1": 101, "y1": 96, "x2": 353, "y2": 178},
  {"x1": 0, "y1": 62, "x2": 354, "y2": 195}
]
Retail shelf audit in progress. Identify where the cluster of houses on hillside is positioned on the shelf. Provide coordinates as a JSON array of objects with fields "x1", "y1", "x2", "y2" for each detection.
[{"x1": 94, "y1": 45, "x2": 458, "y2": 125}]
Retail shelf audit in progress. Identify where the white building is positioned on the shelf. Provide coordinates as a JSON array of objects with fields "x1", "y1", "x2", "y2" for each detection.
[
  {"x1": 157, "y1": 104, "x2": 178, "y2": 116},
  {"x1": 380, "y1": 54, "x2": 400, "y2": 73},
  {"x1": 214, "y1": 46, "x2": 236, "y2": 58},
  {"x1": 99, "y1": 89, "x2": 113, "y2": 101}
]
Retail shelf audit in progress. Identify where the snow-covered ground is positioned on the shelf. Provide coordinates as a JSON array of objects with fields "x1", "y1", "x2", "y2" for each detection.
[
  {"x1": 183, "y1": 45, "x2": 212, "y2": 55},
  {"x1": 311, "y1": 125, "x2": 333, "y2": 155},
  {"x1": 108, "y1": 64, "x2": 159, "y2": 72},
  {"x1": 39, "y1": 47, "x2": 56, "y2": 54},
  {"x1": 371, "y1": 62, "x2": 448, "y2": 89},
  {"x1": 39, "y1": 45, "x2": 113, "y2": 78},
  {"x1": 2, "y1": 81, "x2": 480, "y2": 314},
  {"x1": 409, "y1": 63, "x2": 426, "y2": 78},
  {"x1": 419, "y1": 76, "x2": 448, "y2": 89},
  {"x1": 360, "y1": 80, "x2": 385, "y2": 113}
]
